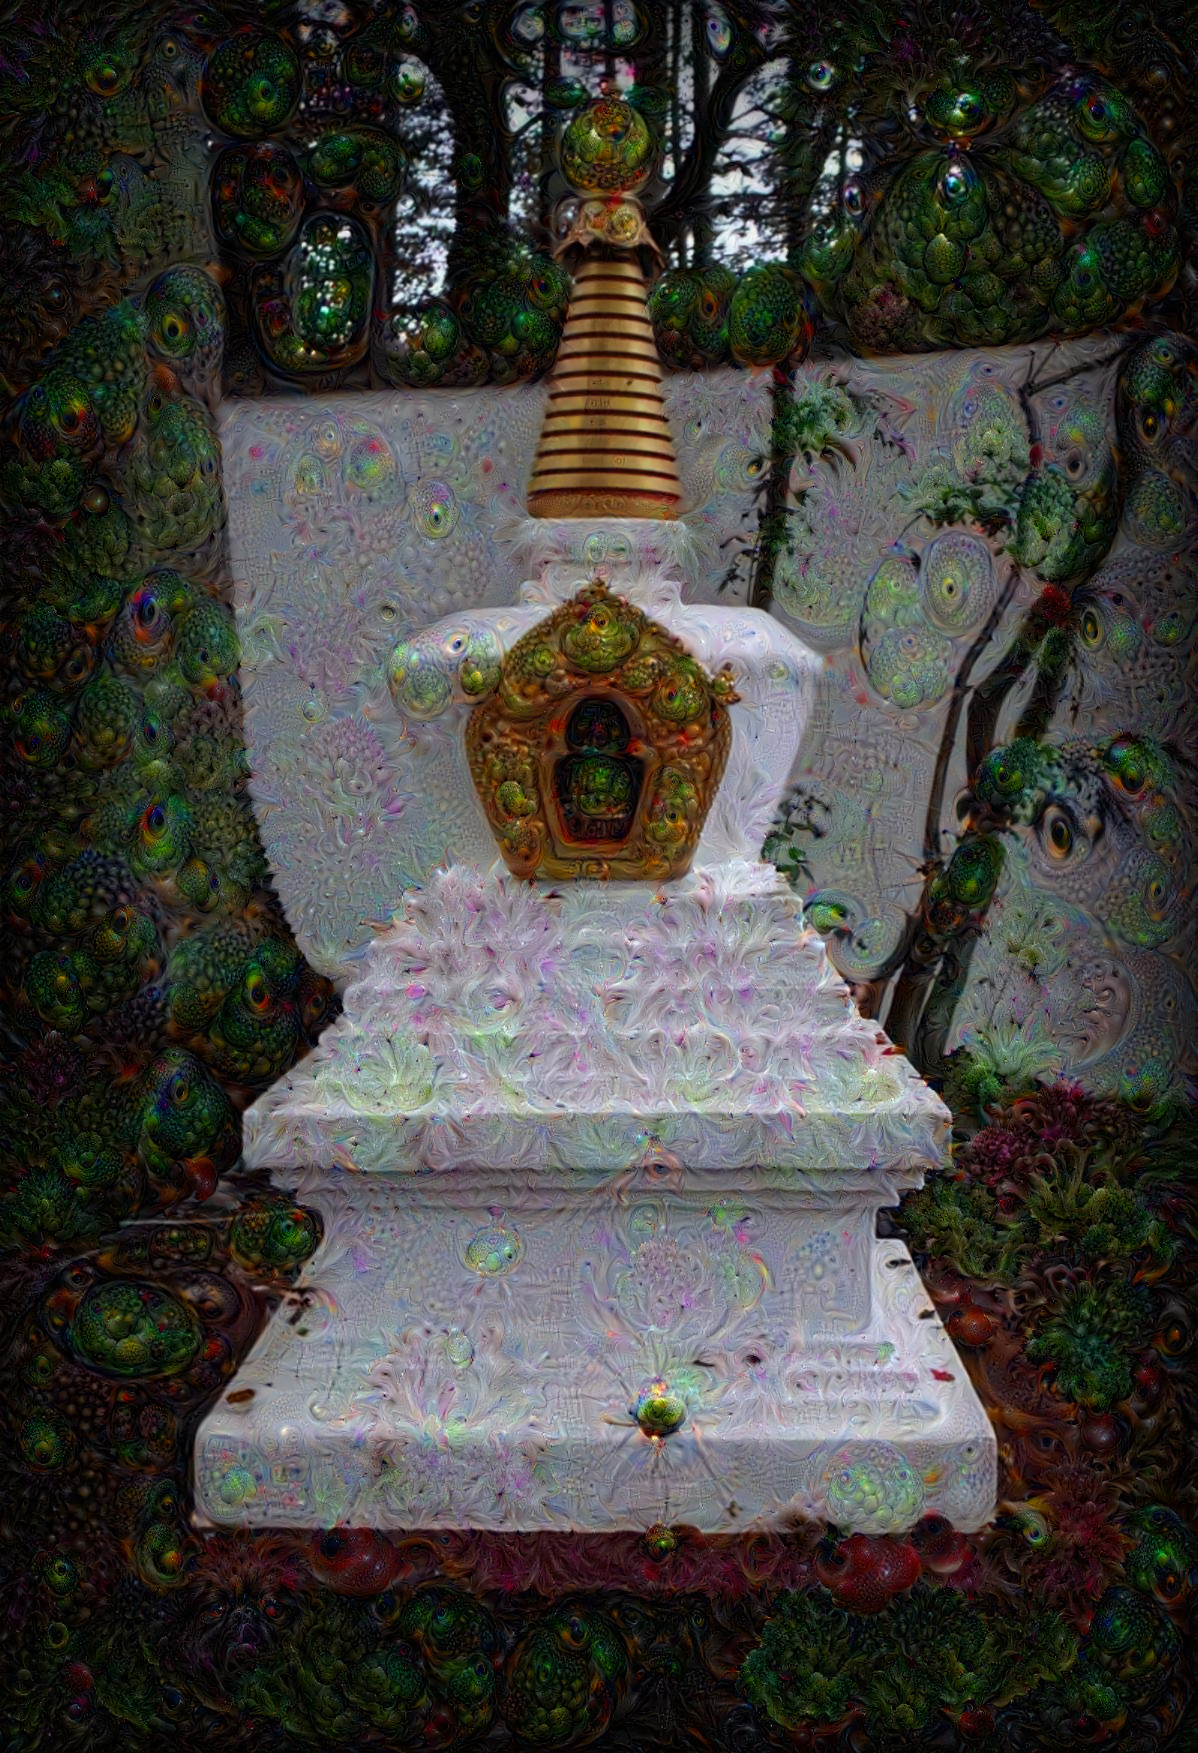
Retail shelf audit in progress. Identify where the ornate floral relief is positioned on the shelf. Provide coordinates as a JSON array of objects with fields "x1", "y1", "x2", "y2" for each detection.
[{"x1": 465, "y1": 580, "x2": 738, "y2": 881}]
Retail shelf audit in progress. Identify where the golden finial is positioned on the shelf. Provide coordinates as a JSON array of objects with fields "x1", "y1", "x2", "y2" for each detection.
[{"x1": 527, "y1": 96, "x2": 682, "y2": 522}]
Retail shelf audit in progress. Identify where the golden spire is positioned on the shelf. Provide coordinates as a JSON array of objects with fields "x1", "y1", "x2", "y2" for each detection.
[
  {"x1": 527, "y1": 96, "x2": 682, "y2": 521},
  {"x1": 527, "y1": 251, "x2": 682, "y2": 520}
]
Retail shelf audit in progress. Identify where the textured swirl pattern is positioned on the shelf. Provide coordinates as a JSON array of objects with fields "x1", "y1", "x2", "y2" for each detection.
[{"x1": 244, "y1": 863, "x2": 949, "y2": 1184}]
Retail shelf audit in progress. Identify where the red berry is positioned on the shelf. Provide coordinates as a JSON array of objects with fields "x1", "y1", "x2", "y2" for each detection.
[
  {"x1": 1037, "y1": 584, "x2": 1073, "y2": 627},
  {"x1": 818, "y1": 1534, "x2": 903, "y2": 1611},
  {"x1": 959, "y1": 1703, "x2": 995, "y2": 1740},
  {"x1": 840, "y1": 1533, "x2": 876, "y2": 1572},
  {"x1": 836, "y1": 1571, "x2": 891, "y2": 1613},
  {"x1": 949, "y1": 1305, "x2": 997, "y2": 1348},
  {"x1": 815, "y1": 1541, "x2": 850, "y2": 1589},
  {"x1": 912, "y1": 1513, "x2": 971, "y2": 1574},
  {"x1": 1081, "y1": 1413, "x2": 1121, "y2": 1454},
  {"x1": 1133, "y1": 1356, "x2": 1164, "y2": 1403},
  {"x1": 309, "y1": 1528, "x2": 401, "y2": 1594},
  {"x1": 816, "y1": 1531, "x2": 875, "y2": 1585},
  {"x1": 878, "y1": 1539, "x2": 921, "y2": 1593}
]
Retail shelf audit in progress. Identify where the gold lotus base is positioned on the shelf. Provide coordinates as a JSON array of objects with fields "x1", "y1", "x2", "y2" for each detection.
[{"x1": 526, "y1": 487, "x2": 680, "y2": 519}]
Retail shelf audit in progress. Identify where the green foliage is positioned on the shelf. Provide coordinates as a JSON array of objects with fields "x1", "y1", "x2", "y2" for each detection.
[
  {"x1": 901, "y1": 1086, "x2": 1184, "y2": 1408},
  {"x1": 1022, "y1": 1170, "x2": 1172, "y2": 1267},
  {"x1": 1026, "y1": 1279, "x2": 1153, "y2": 1409},
  {"x1": 899, "y1": 1174, "x2": 1022, "y2": 1281},
  {"x1": 774, "y1": 378, "x2": 859, "y2": 459},
  {"x1": 742, "y1": 1587, "x2": 1079, "y2": 1738},
  {"x1": 740, "y1": 1592, "x2": 856, "y2": 1727}
]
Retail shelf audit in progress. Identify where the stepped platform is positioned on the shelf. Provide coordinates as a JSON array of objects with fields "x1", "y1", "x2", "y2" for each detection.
[{"x1": 193, "y1": 868, "x2": 995, "y2": 1535}]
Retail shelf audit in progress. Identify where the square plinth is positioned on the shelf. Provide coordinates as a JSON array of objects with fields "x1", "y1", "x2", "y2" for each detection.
[{"x1": 193, "y1": 1177, "x2": 995, "y2": 1534}]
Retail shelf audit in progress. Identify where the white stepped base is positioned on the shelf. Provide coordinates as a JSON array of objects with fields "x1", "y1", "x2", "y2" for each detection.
[
  {"x1": 198, "y1": 867, "x2": 992, "y2": 1533},
  {"x1": 193, "y1": 1178, "x2": 995, "y2": 1534},
  {"x1": 241, "y1": 865, "x2": 949, "y2": 1190}
]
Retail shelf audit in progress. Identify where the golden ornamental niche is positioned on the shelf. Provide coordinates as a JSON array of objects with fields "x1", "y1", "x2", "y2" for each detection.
[{"x1": 466, "y1": 581, "x2": 738, "y2": 881}]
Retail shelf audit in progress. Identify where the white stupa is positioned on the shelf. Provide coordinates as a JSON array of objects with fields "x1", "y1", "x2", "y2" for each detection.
[
  {"x1": 195, "y1": 545, "x2": 994, "y2": 1534},
  {"x1": 196, "y1": 186, "x2": 994, "y2": 1536}
]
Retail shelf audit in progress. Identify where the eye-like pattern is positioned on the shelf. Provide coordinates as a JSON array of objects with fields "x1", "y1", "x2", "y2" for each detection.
[
  {"x1": 411, "y1": 478, "x2": 458, "y2": 538},
  {"x1": 939, "y1": 159, "x2": 972, "y2": 202},
  {"x1": 920, "y1": 532, "x2": 997, "y2": 634},
  {"x1": 1081, "y1": 606, "x2": 1104, "y2": 647},
  {"x1": 1040, "y1": 805, "x2": 1078, "y2": 860}
]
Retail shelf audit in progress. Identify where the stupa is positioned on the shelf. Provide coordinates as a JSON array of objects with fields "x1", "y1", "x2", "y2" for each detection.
[{"x1": 195, "y1": 98, "x2": 995, "y2": 1536}]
